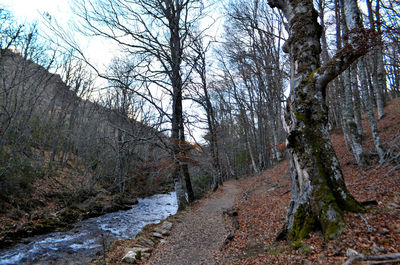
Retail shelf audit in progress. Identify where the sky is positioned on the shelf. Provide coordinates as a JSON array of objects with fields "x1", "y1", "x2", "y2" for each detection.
[
  {"x1": 1, "y1": 0, "x2": 224, "y2": 142},
  {"x1": 2, "y1": 0, "x2": 71, "y2": 24},
  {"x1": 2, "y1": 0, "x2": 117, "y2": 72}
]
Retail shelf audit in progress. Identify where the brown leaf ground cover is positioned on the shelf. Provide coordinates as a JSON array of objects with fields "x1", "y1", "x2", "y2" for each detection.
[
  {"x1": 218, "y1": 98, "x2": 400, "y2": 264},
  {"x1": 100, "y1": 98, "x2": 400, "y2": 265}
]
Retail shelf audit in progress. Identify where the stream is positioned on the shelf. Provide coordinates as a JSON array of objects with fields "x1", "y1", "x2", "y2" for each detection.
[{"x1": 0, "y1": 192, "x2": 177, "y2": 265}]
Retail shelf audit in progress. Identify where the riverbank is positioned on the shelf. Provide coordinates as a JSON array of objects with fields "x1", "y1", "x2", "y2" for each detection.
[
  {"x1": 0, "y1": 182, "x2": 173, "y2": 249},
  {"x1": 0, "y1": 192, "x2": 177, "y2": 265},
  {"x1": 89, "y1": 181, "x2": 241, "y2": 265},
  {"x1": 0, "y1": 192, "x2": 138, "y2": 248}
]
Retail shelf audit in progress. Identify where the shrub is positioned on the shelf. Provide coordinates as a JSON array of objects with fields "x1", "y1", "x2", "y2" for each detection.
[
  {"x1": 0, "y1": 149, "x2": 45, "y2": 209},
  {"x1": 190, "y1": 173, "x2": 213, "y2": 199}
]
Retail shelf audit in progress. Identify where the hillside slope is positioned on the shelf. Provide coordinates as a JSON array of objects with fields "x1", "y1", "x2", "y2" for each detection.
[
  {"x1": 219, "y1": 98, "x2": 400, "y2": 264},
  {"x1": 0, "y1": 52, "x2": 172, "y2": 248}
]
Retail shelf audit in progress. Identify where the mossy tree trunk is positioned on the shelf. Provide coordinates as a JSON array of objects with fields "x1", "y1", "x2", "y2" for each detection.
[{"x1": 268, "y1": 0, "x2": 377, "y2": 241}]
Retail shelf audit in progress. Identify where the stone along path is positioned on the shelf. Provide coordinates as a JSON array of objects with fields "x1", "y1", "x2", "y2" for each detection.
[{"x1": 146, "y1": 181, "x2": 240, "y2": 265}]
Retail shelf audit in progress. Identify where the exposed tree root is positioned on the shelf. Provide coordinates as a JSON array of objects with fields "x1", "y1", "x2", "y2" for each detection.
[
  {"x1": 223, "y1": 209, "x2": 240, "y2": 245},
  {"x1": 343, "y1": 253, "x2": 400, "y2": 265}
]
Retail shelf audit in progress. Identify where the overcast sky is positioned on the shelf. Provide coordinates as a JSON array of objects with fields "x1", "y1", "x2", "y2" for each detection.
[
  {"x1": 2, "y1": 0, "x2": 71, "y2": 24},
  {"x1": 2, "y1": 0, "x2": 119, "y2": 81}
]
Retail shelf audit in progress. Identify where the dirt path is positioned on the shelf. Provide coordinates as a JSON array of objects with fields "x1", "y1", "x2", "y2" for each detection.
[{"x1": 146, "y1": 180, "x2": 240, "y2": 265}]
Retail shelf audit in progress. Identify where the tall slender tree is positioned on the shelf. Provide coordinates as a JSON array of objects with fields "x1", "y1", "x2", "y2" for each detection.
[{"x1": 71, "y1": 0, "x2": 203, "y2": 208}]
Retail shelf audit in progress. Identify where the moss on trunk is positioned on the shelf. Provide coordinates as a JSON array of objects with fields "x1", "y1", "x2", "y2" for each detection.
[
  {"x1": 268, "y1": 0, "x2": 370, "y2": 243},
  {"x1": 289, "y1": 204, "x2": 318, "y2": 240},
  {"x1": 288, "y1": 82, "x2": 363, "y2": 242}
]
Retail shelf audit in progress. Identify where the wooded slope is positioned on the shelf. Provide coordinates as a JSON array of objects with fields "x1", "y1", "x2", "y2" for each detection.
[{"x1": 219, "y1": 98, "x2": 400, "y2": 264}]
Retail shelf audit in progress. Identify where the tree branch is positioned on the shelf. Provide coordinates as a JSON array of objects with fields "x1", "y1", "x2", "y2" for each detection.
[
  {"x1": 343, "y1": 253, "x2": 400, "y2": 265},
  {"x1": 267, "y1": 0, "x2": 287, "y2": 10},
  {"x1": 314, "y1": 28, "x2": 379, "y2": 92}
]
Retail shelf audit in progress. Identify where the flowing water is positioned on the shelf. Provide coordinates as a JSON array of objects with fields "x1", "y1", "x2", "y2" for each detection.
[{"x1": 0, "y1": 192, "x2": 177, "y2": 265}]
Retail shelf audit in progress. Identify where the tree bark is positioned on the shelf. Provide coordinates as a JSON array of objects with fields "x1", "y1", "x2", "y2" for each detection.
[
  {"x1": 342, "y1": 0, "x2": 386, "y2": 163},
  {"x1": 358, "y1": 60, "x2": 386, "y2": 162},
  {"x1": 344, "y1": 68, "x2": 368, "y2": 166},
  {"x1": 351, "y1": 69, "x2": 363, "y2": 136},
  {"x1": 268, "y1": 0, "x2": 376, "y2": 241},
  {"x1": 366, "y1": 0, "x2": 386, "y2": 119}
]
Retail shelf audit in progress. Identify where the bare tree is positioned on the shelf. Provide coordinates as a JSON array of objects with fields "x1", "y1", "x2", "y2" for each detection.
[
  {"x1": 187, "y1": 36, "x2": 224, "y2": 190},
  {"x1": 366, "y1": 0, "x2": 386, "y2": 119},
  {"x1": 341, "y1": 0, "x2": 386, "y2": 163},
  {"x1": 338, "y1": 0, "x2": 369, "y2": 166},
  {"x1": 71, "y1": 0, "x2": 206, "y2": 208},
  {"x1": 214, "y1": 0, "x2": 287, "y2": 177}
]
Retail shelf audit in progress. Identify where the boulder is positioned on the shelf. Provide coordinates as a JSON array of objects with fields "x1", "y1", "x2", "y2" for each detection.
[
  {"x1": 161, "y1": 221, "x2": 173, "y2": 231},
  {"x1": 137, "y1": 237, "x2": 155, "y2": 247},
  {"x1": 122, "y1": 251, "x2": 137, "y2": 264},
  {"x1": 153, "y1": 228, "x2": 170, "y2": 236},
  {"x1": 122, "y1": 247, "x2": 151, "y2": 263},
  {"x1": 346, "y1": 248, "x2": 360, "y2": 257},
  {"x1": 125, "y1": 247, "x2": 152, "y2": 254},
  {"x1": 152, "y1": 232, "x2": 163, "y2": 239}
]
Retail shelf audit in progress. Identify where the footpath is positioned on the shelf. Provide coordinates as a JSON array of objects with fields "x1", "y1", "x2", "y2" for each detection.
[{"x1": 146, "y1": 181, "x2": 240, "y2": 265}]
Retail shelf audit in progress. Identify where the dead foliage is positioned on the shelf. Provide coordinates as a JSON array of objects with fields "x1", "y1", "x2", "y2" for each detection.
[{"x1": 218, "y1": 98, "x2": 400, "y2": 264}]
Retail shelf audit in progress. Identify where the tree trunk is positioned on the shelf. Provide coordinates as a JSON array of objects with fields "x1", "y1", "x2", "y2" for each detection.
[
  {"x1": 268, "y1": 0, "x2": 374, "y2": 241},
  {"x1": 182, "y1": 163, "x2": 195, "y2": 202},
  {"x1": 207, "y1": 114, "x2": 223, "y2": 190},
  {"x1": 171, "y1": 82, "x2": 188, "y2": 210},
  {"x1": 352, "y1": 71, "x2": 363, "y2": 136},
  {"x1": 340, "y1": 0, "x2": 367, "y2": 166},
  {"x1": 358, "y1": 60, "x2": 386, "y2": 162},
  {"x1": 376, "y1": 46, "x2": 387, "y2": 117},
  {"x1": 210, "y1": 137, "x2": 223, "y2": 190},
  {"x1": 199, "y1": 50, "x2": 223, "y2": 190},
  {"x1": 180, "y1": 119, "x2": 195, "y2": 203},
  {"x1": 224, "y1": 152, "x2": 235, "y2": 180},
  {"x1": 366, "y1": 0, "x2": 386, "y2": 119},
  {"x1": 168, "y1": 1, "x2": 194, "y2": 208},
  {"x1": 174, "y1": 168, "x2": 187, "y2": 210},
  {"x1": 343, "y1": 0, "x2": 386, "y2": 162},
  {"x1": 344, "y1": 68, "x2": 369, "y2": 166}
]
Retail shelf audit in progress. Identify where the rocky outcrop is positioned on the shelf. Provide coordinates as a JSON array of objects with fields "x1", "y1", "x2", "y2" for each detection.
[{"x1": 121, "y1": 221, "x2": 174, "y2": 264}]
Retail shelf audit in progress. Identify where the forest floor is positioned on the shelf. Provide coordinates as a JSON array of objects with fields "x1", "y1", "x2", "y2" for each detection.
[
  {"x1": 215, "y1": 98, "x2": 400, "y2": 264},
  {"x1": 102, "y1": 98, "x2": 400, "y2": 265}
]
